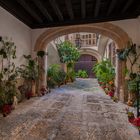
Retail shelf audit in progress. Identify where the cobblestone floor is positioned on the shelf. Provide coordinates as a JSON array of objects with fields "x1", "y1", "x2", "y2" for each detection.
[{"x1": 0, "y1": 78, "x2": 140, "y2": 140}]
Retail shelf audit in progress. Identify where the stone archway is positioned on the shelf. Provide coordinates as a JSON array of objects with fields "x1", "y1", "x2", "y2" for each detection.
[
  {"x1": 79, "y1": 48, "x2": 102, "y2": 62},
  {"x1": 34, "y1": 23, "x2": 131, "y2": 102}
]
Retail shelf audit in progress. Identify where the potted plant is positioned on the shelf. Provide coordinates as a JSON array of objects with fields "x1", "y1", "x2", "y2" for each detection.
[
  {"x1": 123, "y1": 43, "x2": 140, "y2": 105},
  {"x1": 47, "y1": 64, "x2": 66, "y2": 88},
  {"x1": 17, "y1": 55, "x2": 38, "y2": 99},
  {"x1": 0, "y1": 36, "x2": 18, "y2": 116},
  {"x1": 76, "y1": 70, "x2": 88, "y2": 78}
]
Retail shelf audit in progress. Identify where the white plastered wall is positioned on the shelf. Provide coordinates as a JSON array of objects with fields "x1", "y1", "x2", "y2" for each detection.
[{"x1": 0, "y1": 6, "x2": 32, "y2": 66}]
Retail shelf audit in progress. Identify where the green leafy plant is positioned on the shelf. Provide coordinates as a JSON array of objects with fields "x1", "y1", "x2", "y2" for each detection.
[
  {"x1": 18, "y1": 55, "x2": 38, "y2": 81},
  {"x1": 17, "y1": 55, "x2": 38, "y2": 98},
  {"x1": 47, "y1": 64, "x2": 66, "y2": 88},
  {"x1": 93, "y1": 59, "x2": 115, "y2": 84},
  {"x1": 0, "y1": 37, "x2": 18, "y2": 110},
  {"x1": 57, "y1": 41, "x2": 80, "y2": 63},
  {"x1": 56, "y1": 41, "x2": 80, "y2": 82},
  {"x1": 122, "y1": 42, "x2": 140, "y2": 105},
  {"x1": 76, "y1": 70, "x2": 88, "y2": 78}
]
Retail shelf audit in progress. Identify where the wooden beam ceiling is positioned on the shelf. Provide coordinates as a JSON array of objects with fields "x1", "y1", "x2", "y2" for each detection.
[
  {"x1": 49, "y1": 0, "x2": 64, "y2": 21},
  {"x1": 107, "y1": 0, "x2": 117, "y2": 16},
  {"x1": 16, "y1": 0, "x2": 43, "y2": 23},
  {"x1": 0, "y1": 0, "x2": 139, "y2": 29},
  {"x1": 81, "y1": 0, "x2": 86, "y2": 19},
  {"x1": 32, "y1": 0, "x2": 53, "y2": 22},
  {"x1": 121, "y1": 0, "x2": 134, "y2": 13},
  {"x1": 65, "y1": 0, "x2": 74, "y2": 20},
  {"x1": 94, "y1": 0, "x2": 101, "y2": 17},
  {"x1": 0, "y1": 0, "x2": 33, "y2": 27}
]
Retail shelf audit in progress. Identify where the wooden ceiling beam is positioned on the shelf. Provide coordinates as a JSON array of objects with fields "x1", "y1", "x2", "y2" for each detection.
[
  {"x1": 0, "y1": 0, "x2": 33, "y2": 27},
  {"x1": 32, "y1": 14, "x2": 138, "y2": 29},
  {"x1": 65, "y1": 0, "x2": 74, "y2": 20},
  {"x1": 16, "y1": 0, "x2": 43, "y2": 23},
  {"x1": 81, "y1": 0, "x2": 86, "y2": 19},
  {"x1": 32, "y1": 0, "x2": 53, "y2": 22},
  {"x1": 121, "y1": 0, "x2": 133, "y2": 13},
  {"x1": 94, "y1": 0, "x2": 101, "y2": 17},
  {"x1": 49, "y1": 0, "x2": 64, "y2": 21},
  {"x1": 107, "y1": 0, "x2": 117, "y2": 16}
]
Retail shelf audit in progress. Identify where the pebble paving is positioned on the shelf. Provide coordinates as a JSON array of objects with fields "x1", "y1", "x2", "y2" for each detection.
[{"x1": 0, "y1": 78, "x2": 140, "y2": 140}]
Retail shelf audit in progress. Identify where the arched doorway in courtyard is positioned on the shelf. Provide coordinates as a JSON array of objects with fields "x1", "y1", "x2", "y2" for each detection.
[
  {"x1": 74, "y1": 54, "x2": 97, "y2": 78},
  {"x1": 34, "y1": 23, "x2": 131, "y2": 102}
]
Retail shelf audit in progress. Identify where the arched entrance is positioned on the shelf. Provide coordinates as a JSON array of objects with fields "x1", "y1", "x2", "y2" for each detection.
[
  {"x1": 74, "y1": 54, "x2": 97, "y2": 78},
  {"x1": 34, "y1": 23, "x2": 131, "y2": 102}
]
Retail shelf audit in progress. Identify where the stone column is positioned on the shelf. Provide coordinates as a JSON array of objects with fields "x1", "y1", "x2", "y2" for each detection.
[
  {"x1": 119, "y1": 60, "x2": 127, "y2": 102},
  {"x1": 115, "y1": 51, "x2": 121, "y2": 98},
  {"x1": 115, "y1": 49, "x2": 127, "y2": 102},
  {"x1": 38, "y1": 53, "x2": 47, "y2": 94}
]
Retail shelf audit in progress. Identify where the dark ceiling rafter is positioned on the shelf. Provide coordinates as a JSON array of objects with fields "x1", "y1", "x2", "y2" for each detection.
[
  {"x1": 107, "y1": 0, "x2": 117, "y2": 16},
  {"x1": 16, "y1": 0, "x2": 43, "y2": 23},
  {"x1": 81, "y1": 0, "x2": 86, "y2": 19},
  {"x1": 121, "y1": 0, "x2": 134, "y2": 13},
  {"x1": 94, "y1": 0, "x2": 101, "y2": 17},
  {"x1": 0, "y1": 0, "x2": 140, "y2": 29},
  {"x1": 32, "y1": 13, "x2": 138, "y2": 29},
  {"x1": 32, "y1": 0, "x2": 53, "y2": 22},
  {"x1": 0, "y1": 0, "x2": 33, "y2": 27},
  {"x1": 65, "y1": 0, "x2": 74, "y2": 20},
  {"x1": 49, "y1": 0, "x2": 64, "y2": 21}
]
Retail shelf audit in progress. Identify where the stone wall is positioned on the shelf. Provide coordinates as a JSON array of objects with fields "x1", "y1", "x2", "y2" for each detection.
[{"x1": 47, "y1": 43, "x2": 61, "y2": 67}]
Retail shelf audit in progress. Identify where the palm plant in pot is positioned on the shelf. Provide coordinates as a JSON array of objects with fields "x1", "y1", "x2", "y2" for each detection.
[
  {"x1": 17, "y1": 55, "x2": 38, "y2": 99},
  {"x1": 0, "y1": 36, "x2": 18, "y2": 116}
]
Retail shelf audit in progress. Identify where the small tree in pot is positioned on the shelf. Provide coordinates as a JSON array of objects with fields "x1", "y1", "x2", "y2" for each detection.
[{"x1": 57, "y1": 41, "x2": 80, "y2": 83}]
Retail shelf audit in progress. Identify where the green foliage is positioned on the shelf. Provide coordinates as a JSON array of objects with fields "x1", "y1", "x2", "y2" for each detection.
[
  {"x1": 122, "y1": 42, "x2": 140, "y2": 94},
  {"x1": 128, "y1": 79, "x2": 137, "y2": 92},
  {"x1": 127, "y1": 74, "x2": 140, "y2": 93},
  {"x1": 93, "y1": 59, "x2": 115, "y2": 83},
  {"x1": 56, "y1": 41, "x2": 80, "y2": 82},
  {"x1": 57, "y1": 41, "x2": 80, "y2": 63},
  {"x1": 0, "y1": 37, "x2": 18, "y2": 106},
  {"x1": 118, "y1": 42, "x2": 135, "y2": 61},
  {"x1": 76, "y1": 70, "x2": 88, "y2": 78},
  {"x1": 17, "y1": 55, "x2": 38, "y2": 81},
  {"x1": 47, "y1": 64, "x2": 66, "y2": 88}
]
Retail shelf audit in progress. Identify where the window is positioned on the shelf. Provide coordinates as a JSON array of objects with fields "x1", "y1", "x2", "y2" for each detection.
[{"x1": 89, "y1": 40, "x2": 91, "y2": 45}]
